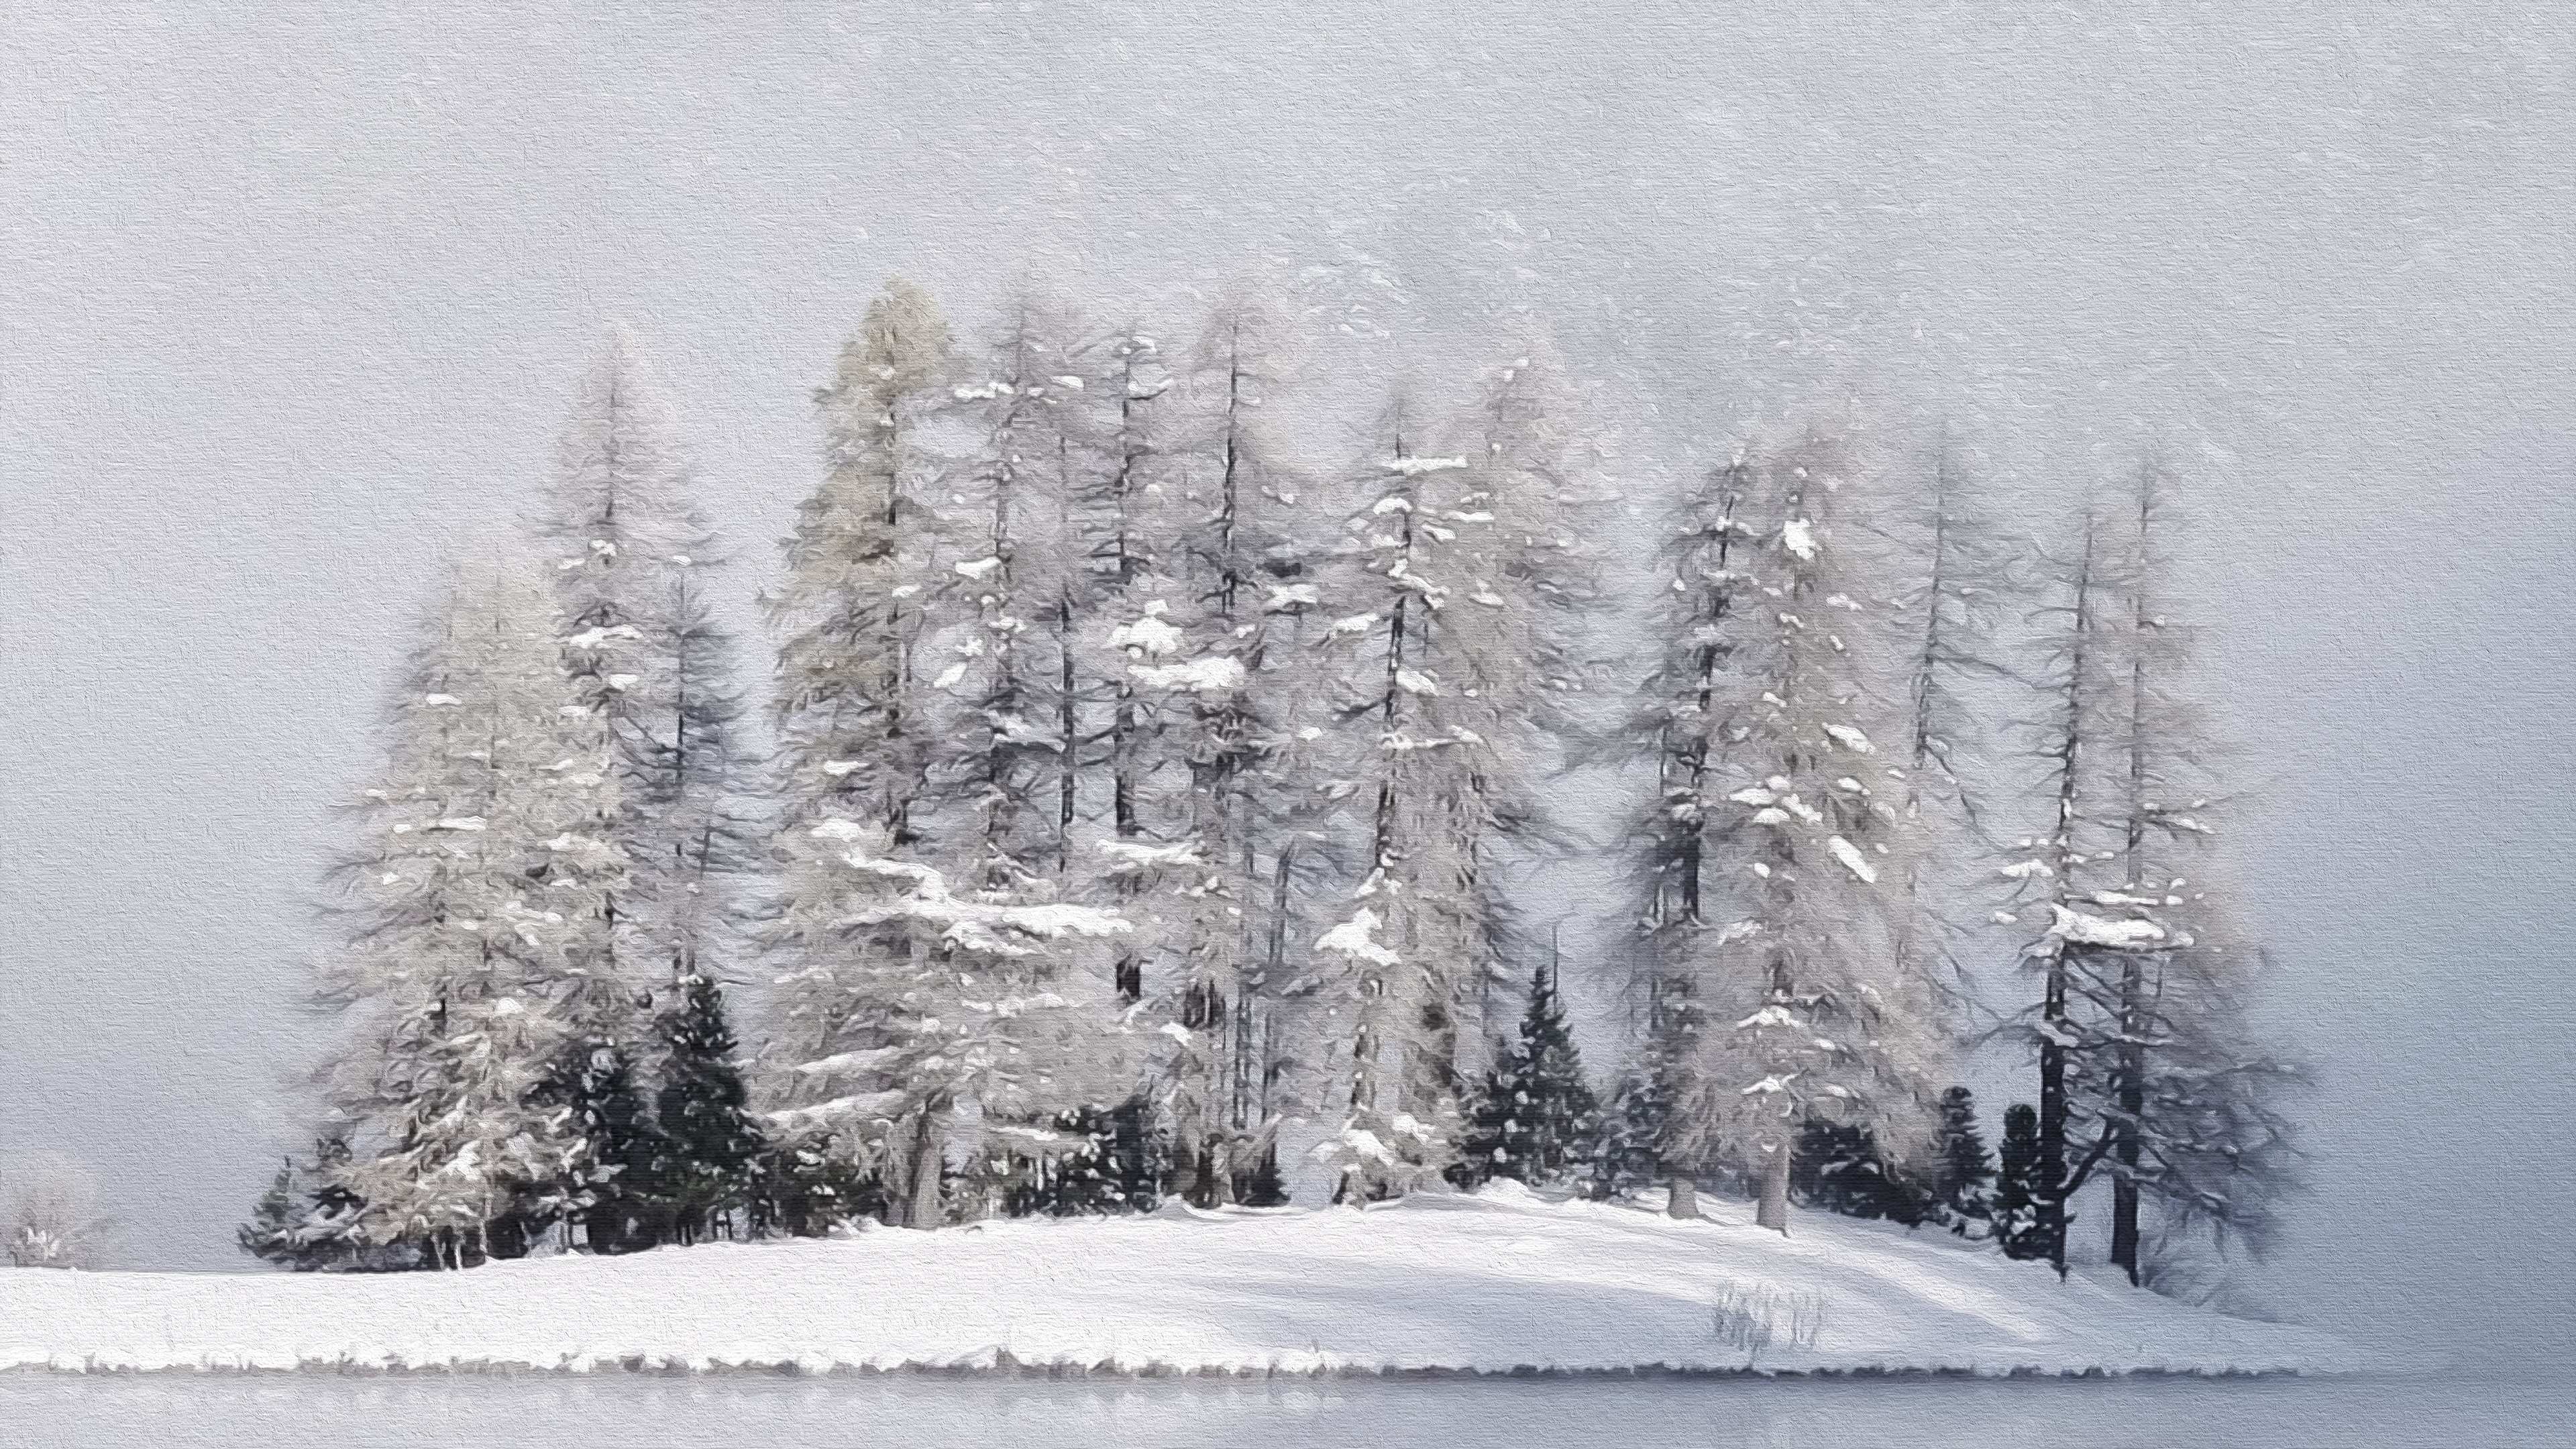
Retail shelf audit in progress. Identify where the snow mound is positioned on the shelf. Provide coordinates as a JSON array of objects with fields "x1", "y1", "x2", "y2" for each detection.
[{"x1": 0, "y1": 1186, "x2": 2357, "y2": 1376}]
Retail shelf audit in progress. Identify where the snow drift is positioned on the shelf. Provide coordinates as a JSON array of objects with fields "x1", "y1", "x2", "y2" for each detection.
[{"x1": 0, "y1": 1185, "x2": 2355, "y2": 1376}]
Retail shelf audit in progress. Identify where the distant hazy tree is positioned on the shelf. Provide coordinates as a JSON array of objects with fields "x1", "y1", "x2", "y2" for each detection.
[{"x1": 2006, "y1": 464, "x2": 2302, "y2": 1286}]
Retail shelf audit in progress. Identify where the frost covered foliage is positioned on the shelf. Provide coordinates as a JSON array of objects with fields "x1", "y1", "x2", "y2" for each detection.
[
  {"x1": 1306, "y1": 357, "x2": 1591, "y2": 1203},
  {"x1": 312, "y1": 560, "x2": 627, "y2": 1268},
  {"x1": 1649, "y1": 436, "x2": 1950, "y2": 1232},
  {"x1": 773, "y1": 280, "x2": 953, "y2": 841},
  {"x1": 544, "y1": 327, "x2": 760, "y2": 990},
  {"x1": 763, "y1": 821, "x2": 1132, "y2": 1228},
  {"x1": 2003, "y1": 465, "x2": 2302, "y2": 1283},
  {"x1": 246, "y1": 280, "x2": 2308, "y2": 1301}
]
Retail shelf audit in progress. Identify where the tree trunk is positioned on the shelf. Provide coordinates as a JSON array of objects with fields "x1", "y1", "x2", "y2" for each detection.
[
  {"x1": 1756, "y1": 1140, "x2": 1792, "y2": 1234},
  {"x1": 906, "y1": 1110, "x2": 945, "y2": 1230},
  {"x1": 2110, "y1": 967, "x2": 2145, "y2": 1284},
  {"x1": 1665, "y1": 1173, "x2": 1699, "y2": 1220}
]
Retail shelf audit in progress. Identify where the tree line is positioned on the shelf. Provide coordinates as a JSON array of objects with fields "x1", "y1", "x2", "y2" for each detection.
[{"x1": 241, "y1": 283, "x2": 2299, "y2": 1295}]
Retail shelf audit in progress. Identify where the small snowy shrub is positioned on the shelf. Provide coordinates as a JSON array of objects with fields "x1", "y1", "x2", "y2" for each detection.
[
  {"x1": 1711, "y1": 1283, "x2": 1823, "y2": 1354},
  {"x1": 3, "y1": 1157, "x2": 109, "y2": 1269}
]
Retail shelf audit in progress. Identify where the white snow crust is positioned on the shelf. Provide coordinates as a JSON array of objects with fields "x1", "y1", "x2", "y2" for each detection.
[{"x1": 0, "y1": 1186, "x2": 2355, "y2": 1377}]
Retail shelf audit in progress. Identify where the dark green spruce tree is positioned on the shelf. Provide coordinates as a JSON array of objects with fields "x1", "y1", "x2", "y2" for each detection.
[
  {"x1": 1933, "y1": 1085, "x2": 1996, "y2": 1233},
  {"x1": 1454, "y1": 962, "x2": 1600, "y2": 1189},
  {"x1": 562, "y1": 1038, "x2": 672, "y2": 1254},
  {"x1": 1791, "y1": 1120, "x2": 1939, "y2": 1226},
  {"x1": 1994, "y1": 1102, "x2": 2061, "y2": 1263},
  {"x1": 654, "y1": 972, "x2": 769, "y2": 1244}
]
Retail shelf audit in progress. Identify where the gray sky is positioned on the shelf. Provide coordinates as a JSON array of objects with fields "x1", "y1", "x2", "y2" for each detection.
[{"x1": 3, "y1": 0, "x2": 2570, "y2": 1366}]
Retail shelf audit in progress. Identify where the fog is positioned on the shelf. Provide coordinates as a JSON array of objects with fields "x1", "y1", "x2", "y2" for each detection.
[{"x1": 3, "y1": 0, "x2": 2569, "y2": 1368}]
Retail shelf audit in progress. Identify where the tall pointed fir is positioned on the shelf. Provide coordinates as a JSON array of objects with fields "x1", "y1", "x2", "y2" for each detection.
[
  {"x1": 1454, "y1": 955, "x2": 1598, "y2": 1188},
  {"x1": 2001, "y1": 502, "x2": 2110, "y2": 1272},
  {"x1": 1661, "y1": 435, "x2": 1950, "y2": 1234},
  {"x1": 536, "y1": 326, "x2": 761, "y2": 1250},
  {"x1": 926, "y1": 299, "x2": 1157, "y2": 1217},
  {"x1": 1622, "y1": 453, "x2": 1764, "y2": 1215},
  {"x1": 1887, "y1": 440, "x2": 2017, "y2": 1002},
  {"x1": 313, "y1": 558, "x2": 627, "y2": 1268},
  {"x1": 2006, "y1": 464, "x2": 2300, "y2": 1286},
  {"x1": 763, "y1": 280, "x2": 958, "y2": 1228},
  {"x1": 1309, "y1": 356, "x2": 1588, "y2": 1202},
  {"x1": 1143, "y1": 297, "x2": 1322, "y2": 1207}
]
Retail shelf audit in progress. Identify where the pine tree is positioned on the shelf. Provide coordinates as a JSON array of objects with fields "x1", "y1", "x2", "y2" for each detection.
[
  {"x1": 317, "y1": 558, "x2": 625, "y2": 1269},
  {"x1": 1656, "y1": 434, "x2": 1951, "y2": 1234},
  {"x1": 1310, "y1": 357, "x2": 1591, "y2": 1203},
  {"x1": 238, "y1": 1161, "x2": 301, "y2": 1267},
  {"x1": 1993, "y1": 1102, "x2": 2057, "y2": 1262},
  {"x1": 1309, "y1": 406, "x2": 1487, "y2": 1201},
  {"x1": 1932, "y1": 1085, "x2": 1996, "y2": 1232},
  {"x1": 1146, "y1": 297, "x2": 1318, "y2": 1208},
  {"x1": 655, "y1": 971, "x2": 767, "y2": 1244},
  {"x1": 535, "y1": 327, "x2": 759, "y2": 1252},
  {"x1": 2005, "y1": 464, "x2": 2302, "y2": 1286},
  {"x1": 763, "y1": 281, "x2": 958, "y2": 1228},
  {"x1": 1623, "y1": 455, "x2": 1761, "y2": 1212},
  {"x1": 549, "y1": 1040, "x2": 669, "y2": 1254},
  {"x1": 766, "y1": 822, "x2": 1130, "y2": 1229},
  {"x1": 1453, "y1": 959, "x2": 1598, "y2": 1188},
  {"x1": 1790, "y1": 1119, "x2": 1938, "y2": 1226}
]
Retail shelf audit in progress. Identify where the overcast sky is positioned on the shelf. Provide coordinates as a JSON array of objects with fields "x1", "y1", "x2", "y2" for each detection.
[{"x1": 3, "y1": 1, "x2": 2570, "y2": 1366}]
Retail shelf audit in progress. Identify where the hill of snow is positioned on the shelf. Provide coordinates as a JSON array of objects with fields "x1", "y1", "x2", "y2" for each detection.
[{"x1": 0, "y1": 1186, "x2": 2357, "y2": 1376}]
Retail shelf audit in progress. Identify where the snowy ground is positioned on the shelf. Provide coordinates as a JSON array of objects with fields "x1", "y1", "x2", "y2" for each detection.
[{"x1": 0, "y1": 1185, "x2": 2358, "y2": 1377}]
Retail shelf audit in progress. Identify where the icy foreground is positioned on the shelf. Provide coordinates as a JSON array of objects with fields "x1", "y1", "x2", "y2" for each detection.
[{"x1": 0, "y1": 1186, "x2": 2355, "y2": 1376}]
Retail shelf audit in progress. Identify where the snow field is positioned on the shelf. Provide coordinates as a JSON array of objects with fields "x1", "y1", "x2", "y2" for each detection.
[{"x1": 0, "y1": 1185, "x2": 2357, "y2": 1377}]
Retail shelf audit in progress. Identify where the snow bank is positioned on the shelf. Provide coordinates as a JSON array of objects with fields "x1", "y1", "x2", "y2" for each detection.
[{"x1": 0, "y1": 1186, "x2": 2357, "y2": 1377}]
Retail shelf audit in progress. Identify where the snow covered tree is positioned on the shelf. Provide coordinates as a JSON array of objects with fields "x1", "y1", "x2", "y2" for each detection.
[
  {"x1": 1582, "y1": 1056, "x2": 1680, "y2": 1201},
  {"x1": 763, "y1": 820, "x2": 1132, "y2": 1228},
  {"x1": 1453, "y1": 957, "x2": 1598, "y2": 1189},
  {"x1": 1623, "y1": 454, "x2": 1764, "y2": 1210},
  {"x1": 237, "y1": 1137, "x2": 385, "y2": 1271},
  {"x1": 546, "y1": 1040, "x2": 668, "y2": 1254},
  {"x1": 1656, "y1": 435, "x2": 1950, "y2": 1234},
  {"x1": 536, "y1": 327, "x2": 765, "y2": 1252},
  {"x1": 1307, "y1": 409, "x2": 1489, "y2": 1201},
  {"x1": 316, "y1": 558, "x2": 628, "y2": 1268},
  {"x1": 914, "y1": 300, "x2": 1099, "y2": 886},
  {"x1": 761, "y1": 281, "x2": 958, "y2": 1220},
  {"x1": 2006, "y1": 464, "x2": 2302, "y2": 1286},
  {"x1": 1138, "y1": 297, "x2": 1324, "y2": 1208},
  {"x1": 1790, "y1": 1119, "x2": 1937, "y2": 1225},
  {"x1": 1309, "y1": 355, "x2": 1593, "y2": 1203},
  {"x1": 773, "y1": 279, "x2": 955, "y2": 840}
]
